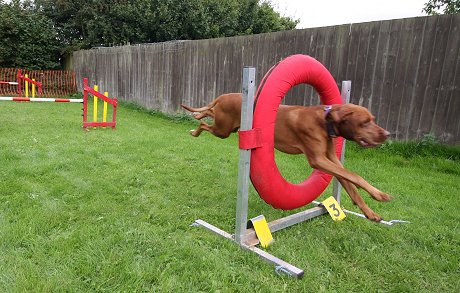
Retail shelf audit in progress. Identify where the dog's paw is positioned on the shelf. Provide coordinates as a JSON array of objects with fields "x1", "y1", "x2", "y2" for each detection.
[
  {"x1": 189, "y1": 129, "x2": 199, "y2": 137},
  {"x1": 369, "y1": 214, "x2": 383, "y2": 222},
  {"x1": 363, "y1": 208, "x2": 382, "y2": 222},
  {"x1": 372, "y1": 191, "x2": 392, "y2": 202},
  {"x1": 380, "y1": 192, "x2": 392, "y2": 201}
]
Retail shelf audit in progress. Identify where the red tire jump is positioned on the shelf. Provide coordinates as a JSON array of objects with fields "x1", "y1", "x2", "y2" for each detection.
[{"x1": 250, "y1": 54, "x2": 344, "y2": 210}]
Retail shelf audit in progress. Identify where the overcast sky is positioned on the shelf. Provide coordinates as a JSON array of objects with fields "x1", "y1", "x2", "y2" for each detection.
[{"x1": 271, "y1": 0, "x2": 429, "y2": 29}]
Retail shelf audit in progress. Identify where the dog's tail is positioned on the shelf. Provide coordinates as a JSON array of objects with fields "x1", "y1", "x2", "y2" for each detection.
[{"x1": 180, "y1": 99, "x2": 218, "y2": 113}]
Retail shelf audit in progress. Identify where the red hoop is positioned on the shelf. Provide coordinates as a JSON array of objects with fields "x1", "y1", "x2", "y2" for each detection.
[{"x1": 250, "y1": 55, "x2": 344, "y2": 210}]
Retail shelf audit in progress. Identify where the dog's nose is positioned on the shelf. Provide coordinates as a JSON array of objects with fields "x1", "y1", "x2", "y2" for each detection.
[{"x1": 384, "y1": 130, "x2": 391, "y2": 138}]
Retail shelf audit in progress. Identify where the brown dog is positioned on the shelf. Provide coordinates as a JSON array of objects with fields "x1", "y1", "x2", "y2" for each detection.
[{"x1": 181, "y1": 93, "x2": 391, "y2": 221}]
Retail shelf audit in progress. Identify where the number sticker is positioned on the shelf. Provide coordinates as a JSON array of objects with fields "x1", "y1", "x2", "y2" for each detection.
[{"x1": 322, "y1": 196, "x2": 346, "y2": 221}]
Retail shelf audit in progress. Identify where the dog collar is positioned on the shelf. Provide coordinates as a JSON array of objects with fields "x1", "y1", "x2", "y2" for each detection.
[{"x1": 324, "y1": 106, "x2": 338, "y2": 138}]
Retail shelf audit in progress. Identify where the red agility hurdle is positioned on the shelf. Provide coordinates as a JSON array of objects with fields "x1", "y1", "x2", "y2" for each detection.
[
  {"x1": 82, "y1": 78, "x2": 118, "y2": 129},
  {"x1": 0, "y1": 78, "x2": 117, "y2": 130},
  {"x1": 17, "y1": 69, "x2": 43, "y2": 97}
]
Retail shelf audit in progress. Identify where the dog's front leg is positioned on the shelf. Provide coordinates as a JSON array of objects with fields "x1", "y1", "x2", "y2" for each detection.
[
  {"x1": 335, "y1": 177, "x2": 384, "y2": 221},
  {"x1": 307, "y1": 145, "x2": 391, "y2": 203},
  {"x1": 325, "y1": 143, "x2": 384, "y2": 221}
]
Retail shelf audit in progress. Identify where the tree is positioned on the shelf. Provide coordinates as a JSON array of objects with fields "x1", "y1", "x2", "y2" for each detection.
[
  {"x1": 423, "y1": 0, "x2": 460, "y2": 14},
  {"x1": 35, "y1": 0, "x2": 299, "y2": 50},
  {"x1": 1, "y1": 0, "x2": 298, "y2": 69},
  {"x1": 0, "y1": 0, "x2": 61, "y2": 69}
]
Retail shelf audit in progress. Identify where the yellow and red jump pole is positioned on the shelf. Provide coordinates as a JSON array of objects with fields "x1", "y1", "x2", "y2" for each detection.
[
  {"x1": 82, "y1": 78, "x2": 118, "y2": 129},
  {"x1": 16, "y1": 69, "x2": 43, "y2": 97}
]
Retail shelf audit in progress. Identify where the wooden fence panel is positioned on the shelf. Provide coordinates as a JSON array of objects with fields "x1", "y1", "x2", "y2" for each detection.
[
  {"x1": 398, "y1": 18, "x2": 425, "y2": 141},
  {"x1": 430, "y1": 16, "x2": 459, "y2": 142},
  {"x1": 418, "y1": 16, "x2": 452, "y2": 140},
  {"x1": 73, "y1": 14, "x2": 460, "y2": 144}
]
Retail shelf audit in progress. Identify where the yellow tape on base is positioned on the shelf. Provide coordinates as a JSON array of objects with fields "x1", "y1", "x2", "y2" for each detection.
[
  {"x1": 250, "y1": 215, "x2": 273, "y2": 248},
  {"x1": 322, "y1": 196, "x2": 346, "y2": 221}
]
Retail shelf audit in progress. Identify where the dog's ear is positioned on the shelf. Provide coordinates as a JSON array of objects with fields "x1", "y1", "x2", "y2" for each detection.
[{"x1": 330, "y1": 105, "x2": 354, "y2": 123}]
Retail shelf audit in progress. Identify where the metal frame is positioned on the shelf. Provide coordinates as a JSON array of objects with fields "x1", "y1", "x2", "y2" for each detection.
[{"x1": 192, "y1": 67, "x2": 352, "y2": 278}]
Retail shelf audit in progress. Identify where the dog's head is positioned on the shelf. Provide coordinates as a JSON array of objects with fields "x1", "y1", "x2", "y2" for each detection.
[{"x1": 329, "y1": 104, "x2": 390, "y2": 147}]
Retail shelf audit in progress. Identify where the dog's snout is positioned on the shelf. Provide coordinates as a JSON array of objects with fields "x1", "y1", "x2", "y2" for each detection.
[{"x1": 384, "y1": 130, "x2": 390, "y2": 138}]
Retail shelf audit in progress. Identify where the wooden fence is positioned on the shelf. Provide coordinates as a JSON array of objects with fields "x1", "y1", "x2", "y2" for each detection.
[{"x1": 73, "y1": 14, "x2": 460, "y2": 144}]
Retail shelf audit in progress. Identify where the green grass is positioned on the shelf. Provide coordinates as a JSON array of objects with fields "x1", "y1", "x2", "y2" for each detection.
[{"x1": 0, "y1": 101, "x2": 459, "y2": 292}]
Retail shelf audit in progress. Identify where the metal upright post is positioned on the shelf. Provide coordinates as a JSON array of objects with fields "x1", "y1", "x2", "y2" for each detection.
[
  {"x1": 235, "y1": 67, "x2": 256, "y2": 245},
  {"x1": 332, "y1": 80, "x2": 351, "y2": 203}
]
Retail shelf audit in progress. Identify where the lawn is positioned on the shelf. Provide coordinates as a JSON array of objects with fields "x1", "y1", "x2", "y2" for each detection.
[{"x1": 0, "y1": 100, "x2": 459, "y2": 292}]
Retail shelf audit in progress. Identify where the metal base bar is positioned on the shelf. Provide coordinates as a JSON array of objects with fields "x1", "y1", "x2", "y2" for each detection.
[
  {"x1": 311, "y1": 201, "x2": 410, "y2": 226},
  {"x1": 239, "y1": 206, "x2": 328, "y2": 246},
  {"x1": 269, "y1": 206, "x2": 327, "y2": 233},
  {"x1": 342, "y1": 208, "x2": 410, "y2": 226},
  {"x1": 193, "y1": 219, "x2": 304, "y2": 278}
]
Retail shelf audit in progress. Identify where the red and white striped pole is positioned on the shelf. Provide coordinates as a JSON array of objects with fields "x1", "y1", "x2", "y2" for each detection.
[{"x1": 0, "y1": 97, "x2": 83, "y2": 103}]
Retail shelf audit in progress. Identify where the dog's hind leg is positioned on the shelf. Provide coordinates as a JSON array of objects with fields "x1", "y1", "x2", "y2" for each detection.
[
  {"x1": 193, "y1": 108, "x2": 215, "y2": 120},
  {"x1": 189, "y1": 120, "x2": 219, "y2": 137},
  {"x1": 190, "y1": 120, "x2": 232, "y2": 139},
  {"x1": 190, "y1": 121, "x2": 209, "y2": 137}
]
